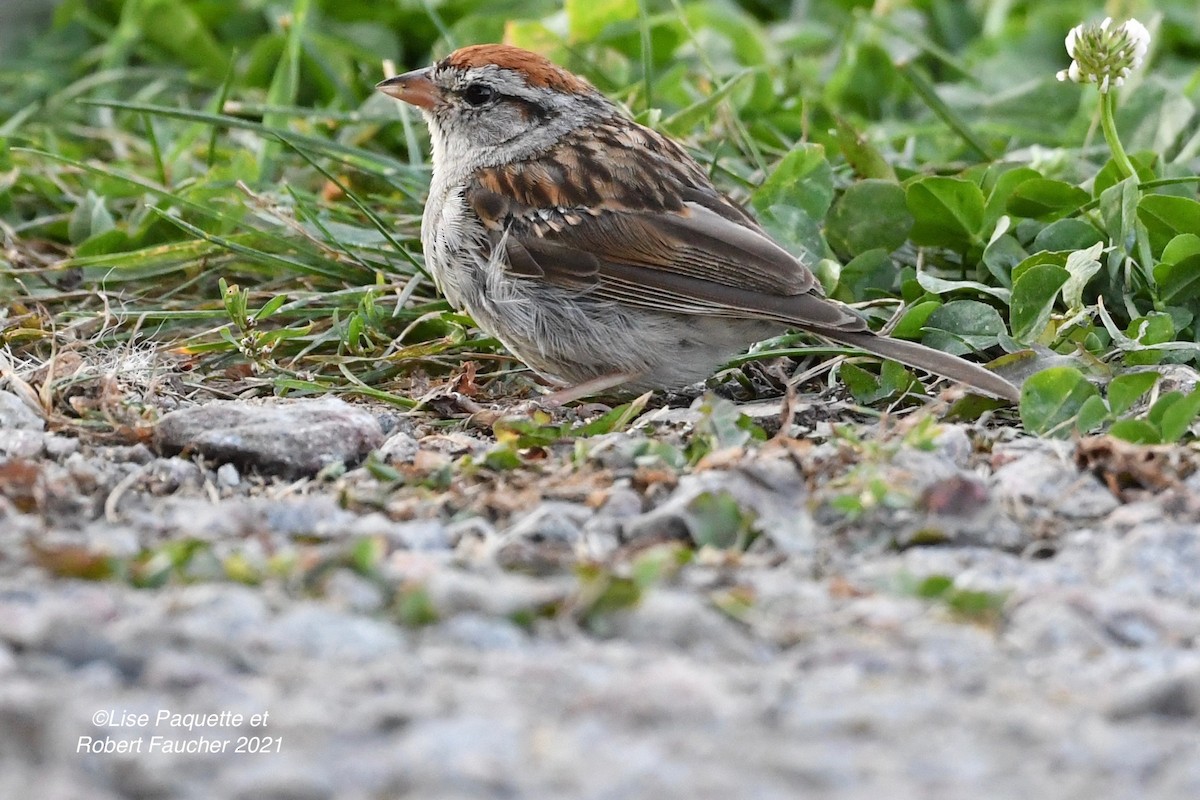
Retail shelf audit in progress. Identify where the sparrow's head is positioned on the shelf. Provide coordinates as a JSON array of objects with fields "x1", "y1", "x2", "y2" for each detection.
[{"x1": 377, "y1": 45, "x2": 613, "y2": 167}]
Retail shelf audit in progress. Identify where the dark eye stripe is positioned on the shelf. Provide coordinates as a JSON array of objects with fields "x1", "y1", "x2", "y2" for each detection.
[{"x1": 509, "y1": 97, "x2": 552, "y2": 121}]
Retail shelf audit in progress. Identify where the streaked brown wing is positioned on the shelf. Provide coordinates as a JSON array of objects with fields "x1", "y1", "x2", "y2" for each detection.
[
  {"x1": 493, "y1": 209, "x2": 863, "y2": 331},
  {"x1": 465, "y1": 119, "x2": 865, "y2": 334}
]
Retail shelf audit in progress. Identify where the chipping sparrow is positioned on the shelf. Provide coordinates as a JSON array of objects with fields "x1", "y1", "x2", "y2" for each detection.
[{"x1": 378, "y1": 44, "x2": 1020, "y2": 403}]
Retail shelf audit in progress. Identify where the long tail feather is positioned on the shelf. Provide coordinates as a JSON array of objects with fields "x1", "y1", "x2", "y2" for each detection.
[{"x1": 825, "y1": 330, "x2": 1020, "y2": 402}]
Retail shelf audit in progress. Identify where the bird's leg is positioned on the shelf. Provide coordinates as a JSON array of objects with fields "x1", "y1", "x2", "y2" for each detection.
[{"x1": 541, "y1": 372, "x2": 640, "y2": 406}]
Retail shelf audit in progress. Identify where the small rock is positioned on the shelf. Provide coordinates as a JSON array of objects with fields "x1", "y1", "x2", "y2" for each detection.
[
  {"x1": 1098, "y1": 523, "x2": 1200, "y2": 605},
  {"x1": 423, "y1": 568, "x2": 572, "y2": 618},
  {"x1": 216, "y1": 462, "x2": 240, "y2": 488},
  {"x1": 394, "y1": 717, "x2": 524, "y2": 794},
  {"x1": 0, "y1": 391, "x2": 44, "y2": 431},
  {"x1": 269, "y1": 497, "x2": 358, "y2": 539},
  {"x1": 390, "y1": 520, "x2": 456, "y2": 551},
  {"x1": 930, "y1": 424, "x2": 975, "y2": 466},
  {"x1": 495, "y1": 502, "x2": 592, "y2": 572},
  {"x1": 993, "y1": 451, "x2": 1118, "y2": 519},
  {"x1": 0, "y1": 679, "x2": 55, "y2": 764},
  {"x1": 0, "y1": 430, "x2": 44, "y2": 459},
  {"x1": 435, "y1": 613, "x2": 528, "y2": 650},
  {"x1": 916, "y1": 474, "x2": 989, "y2": 517},
  {"x1": 598, "y1": 483, "x2": 644, "y2": 518},
  {"x1": 505, "y1": 502, "x2": 590, "y2": 544},
  {"x1": 167, "y1": 585, "x2": 271, "y2": 653},
  {"x1": 1004, "y1": 595, "x2": 1109, "y2": 655},
  {"x1": 256, "y1": 604, "x2": 405, "y2": 661},
  {"x1": 898, "y1": 477, "x2": 1030, "y2": 551},
  {"x1": 63, "y1": 452, "x2": 102, "y2": 494},
  {"x1": 144, "y1": 457, "x2": 204, "y2": 495},
  {"x1": 1108, "y1": 669, "x2": 1200, "y2": 720},
  {"x1": 378, "y1": 431, "x2": 419, "y2": 464},
  {"x1": 42, "y1": 434, "x2": 80, "y2": 459},
  {"x1": 322, "y1": 568, "x2": 387, "y2": 613},
  {"x1": 97, "y1": 443, "x2": 155, "y2": 464},
  {"x1": 583, "y1": 432, "x2": 653, "y2": 470},
  {"x1": 626, "y1": 457, "x2": 815, "y2": 555},
  {"x1": 604, "y1": 590, "x2": 757, "y2": 660},
  {"x1": 348, "y1": 512, "x2": 455, "y2": 550},
  {"x1": 223, "y1": 764, "x2": 334, "y2": 800},
  {"x1": 893, "y1": 432, "x2": 973, "y2": 489},
  {"x1": 155, "y1": 398, "x2": 384, "y2": 478}
]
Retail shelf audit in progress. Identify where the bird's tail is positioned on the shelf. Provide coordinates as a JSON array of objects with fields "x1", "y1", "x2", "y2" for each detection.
[{"x1": 825, "y1": 330, "x2": 1020, "y2": 402}]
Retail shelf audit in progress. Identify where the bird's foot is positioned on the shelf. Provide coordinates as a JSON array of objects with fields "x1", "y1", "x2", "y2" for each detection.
[{"x1": 539, "y1": 372, "x2": 640, "y2": 406}]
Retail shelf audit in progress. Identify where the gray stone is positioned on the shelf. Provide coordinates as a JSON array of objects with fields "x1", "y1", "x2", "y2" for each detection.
[
  {"x1": 505, "y1": 501, "x2": 591, "y2": 544},
  {"x1": 598, "y1": 483, "x2": 644, "y2": 518},
  {"x1": 1098, "y1": 523, "x2": 1200, "y2": 605},
  {"x1": 42, "y1": 435, "x2": 80, "y2": 459},
  {"x1": 0, "y1": 679, "x2": 57, "y2": 768},
  {"x1": 224, "y1": 766, "x2": 334, "y2": 800},
  {"x1": 144, "y1": 457, "x2": 204, "y2": 494},
  {"x1": 216, "y1": 462, "x2": 241, "y2": 488},
  {"x1": 435, "y1": 613, "x2": 528, "y2": 650},
  {"x1": 582, "y1": 432, "x2": 654, "y2": 470},
  {"x1": 167, "y1": 584, "x2": 272, "y2": 649},
  {"x1": 897, "y1": 502, "x2": 1030, "y2": 551},
  {"x1": 97, "y1": 443, "x2": 155, "y2": 464},
  {"x1": 125, "y1": 496, "x2": 359, "y2": 542},
  {"x1": 930, "y1": 424, "x2": 975, "y2": 467},
  {"x1": 0, "y1": 430, "x2": 44, "y2": 458},
  {"x1": 1004, "y1": 594, "x2": 1116, "y2": 655},
  {"x1": 495, "y1": 502, "x2": 593, "y2": 572},
  {"x1": 0, "y1": 390, "x2": 44, "y2": 431},
  {"x1": 349, "y1": 516, "x2": 455, "y2": 551},
  {"x1": 893, "y1": 430, "x2": 974, "y2": 489},
  {"x1": 155, "y1": 398, "x2": 384, "y2": 478},
  {"x1": 256, "y1": 604, "x2": 405, "y2": 661},
  {"x1": 423, "y1": 568, "x2": 572, "y2": 618},
  {"x1": 1108, "y1": 669, "x2": 1200, "y2": 720},
  {"x1": 992, "y1": 450, "x2": 1119, "y2": 519},
  {"x1": 626, "y1": 457, "x2": 815, "y2": 555},
  {"x1": 377, "y1": 430, "x2": 419, "y2": 464},
  {"x1": 322, "y1": 568, "x2": 387, "y2": 613},
  {"x1": 603, "y1": 589, "x2": 758, "y2": 660}
]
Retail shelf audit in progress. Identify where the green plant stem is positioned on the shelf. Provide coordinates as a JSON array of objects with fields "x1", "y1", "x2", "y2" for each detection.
[{"x1": 1101, "y1": 91, "x2": 1137, "y2": 180}]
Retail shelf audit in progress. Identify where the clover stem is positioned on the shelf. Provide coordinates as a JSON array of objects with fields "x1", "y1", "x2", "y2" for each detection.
[{"x1": 1100, "y1": 91, "x2": 1136, "y2": 180}]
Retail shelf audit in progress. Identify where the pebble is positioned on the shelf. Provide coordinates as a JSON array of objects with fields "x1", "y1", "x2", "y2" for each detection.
[
  {"x1": 495, "y1": 502, "x2": 593, "y2": 572},
  {"x1": 1107, "y1": 669, "x2": 1200, "y2": 720},
  {"x1": 42, "y1": 434, "x2": 80, "y2": 459},
  {"x1": 0, "y1": 429, "x2": 45, "y2": 458},
  {"x1": 625, "y1": 458, "x2": 816, "y2": 555},
  {"x1": 377, "y1": 430, "x2": 419, "y2": 464},
  {"x1": 321, "y1": 568, "x2": 387, "y2": 614},
  {"x1": 993, "y1": 450, "x2": 1119, "y2": 519},
  {"x1": 154, "y1": 398, "x2": 384, "y2": 478},
  {"x1": 602, "y1": 589, "x2": 759, "y2": 661},
  {"x1": 216, "y1": 463, "x2": 240, "y2": 488},
  {"x1": 1098, "y1": 523, "x2": 1200, "y2": 605},
  {"x1": 0, "y1": 390, "x2": 44, "y2": 431},
  {"x1": 257, "y1": 604, "x2": 405, "y2": 661},
  {"x1": 433, "y1": 613, "x2": 529, "y2": 650}
]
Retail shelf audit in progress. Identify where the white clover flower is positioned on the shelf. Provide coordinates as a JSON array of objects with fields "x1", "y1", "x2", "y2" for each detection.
[{"x1": 1056, "y1": 17, "x2": 1150, "y2": 93}]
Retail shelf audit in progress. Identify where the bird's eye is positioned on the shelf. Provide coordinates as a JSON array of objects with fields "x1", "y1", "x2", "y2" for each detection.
[{"x1": 461, "y1": 83, "x2": 496, "y2": 107}]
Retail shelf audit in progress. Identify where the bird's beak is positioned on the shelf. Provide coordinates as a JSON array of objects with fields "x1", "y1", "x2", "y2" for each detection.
[{"x1": 376, "y1": 68, "x2": 439, "y2": 110}]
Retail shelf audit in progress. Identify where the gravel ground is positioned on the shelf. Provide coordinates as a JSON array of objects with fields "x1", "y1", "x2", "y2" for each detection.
[{"x1": 2, "y1": 386, "x2": 1199, "y2": 799}]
